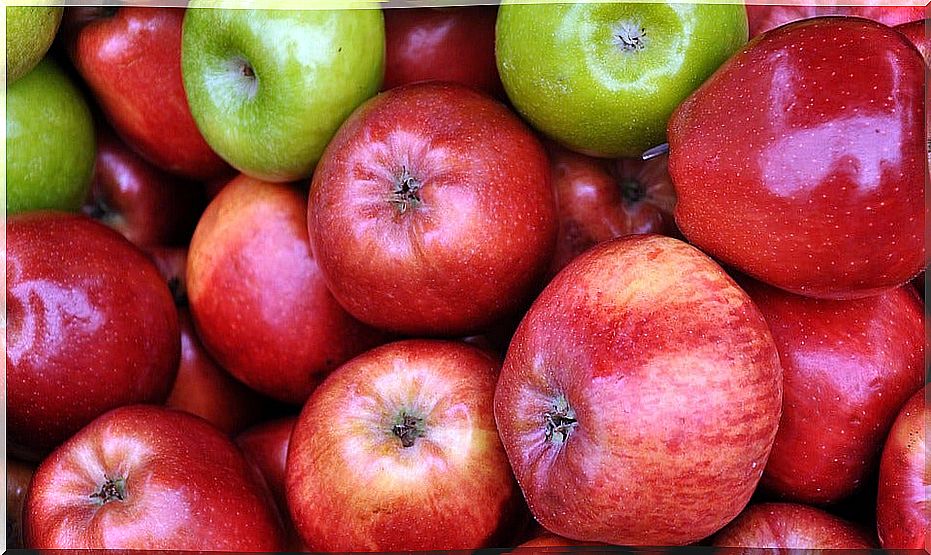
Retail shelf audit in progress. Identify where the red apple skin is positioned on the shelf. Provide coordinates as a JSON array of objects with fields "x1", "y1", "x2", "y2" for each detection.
[
  {"x1": 6, "y1": 459, "x2": 36, "y2": 550},
  {"x1": 23, "y1": 405, "x2": 285, "y2": 551},
  {"x1": 71, "y1": 8, "x2": 229, "y2": 179},
  {"x1": 494, "y1": 235, "x2": 783, "y2": 546},
  {"x1": 165, "y1": 309, "x2": 269, "y2": 435},
  {"x1": 308, "y1": 82, "x2": 557, "y2": 336},
  {"x1": 143, "y1": 246, "x2": 188, "y2": 305},
  {"x1": 713, "y1": 503, "x2": 875, "y2": 549},
  {"x1": 384, "y1": 7, "x2": 502, "y2": 97},
  {"x1": 516, "y1": 532, "x2": 606, "y2": 549},
  {"x1": 748, "y1": 5, "x2": 925, "y2": 38},
  {"x1": 546, "y1": 143, "x2": 677, "y2": 278},
  {"x1": 876, "y1": 385, "x2": 929, "y2": 550},
  {"x1": 669, "y1": 18, "x2": 925, "y2": 300},
  {"x1": 7, "y1": 212, "x2": 180, "y2": 460},
  {"x1": 83, "y1": 129, "x2": 205, "y2": 247},
  {"x1": 896, "y1": 20, "x2": 931, "y2": 65},
  {"x1": 286, "y1": 340, "x2": 522, "y2": 552},
  {"x1": 188, "y1": 174, "x2": 387, "y2": 404}
]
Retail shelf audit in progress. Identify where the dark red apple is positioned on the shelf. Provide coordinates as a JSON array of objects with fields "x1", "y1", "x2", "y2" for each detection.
[
  {"x1": 743, "y1": 280, "x2": 925, "y2": 504},
  {"x1": 143, "y1": 246, "x2": 188, "y2": 305},
  {"x1": 70, "y1": 7, "x2": 229, "y2": 179},
  {"x1": 187, "y1": 174, "x2": 387, "y2": 404},
  {"x1": 669, "y1": 18, "x2": 926, "y2": 299},
  {"x1": 7, "y1": 212, "x2": 180, "y2": 459},
  {"x1": 23, "y1": 405, "x2": 285, "y2": 550},
  {"x1": 384, "y1": 7, "x2": 502, "y2": 96},
  {"x1": 6, "y1": 459, "x2": 35, "y2": 550},
  {"x1": 83, "y1": 129, "x2": 204, "y2": 247},
  {"x1": 165, "y1": 309, "x2": 269, "y2": 435},
  {"x1": 546, "y1": 143, "x2": 677, "y2": 277},
  {"x1": 748, "y1": 5, "x2": 925, "y2": 38},
  {"x1": 896, "y1": 20, "x2": 931, "y2": 64},
  {"x1": 308, "y1": 82, "x2": 557, "y2": 336},
  {"x1": 494, "y1": 235, "x2": 783, "y2": 546},
  {"x1": 286, "y1": 340, "x2": 521, "y2": 551},
  {"x1": 713, "y1": 502, "x2": 875, "y2": 548},
  {"x1": 877, "y1": 385, "x2": 929, "y2": 549}
]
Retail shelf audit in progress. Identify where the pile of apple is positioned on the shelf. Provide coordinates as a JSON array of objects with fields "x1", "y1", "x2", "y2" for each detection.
[{"x1": 5, "y1": 2, "x2": 928, "y2": 552}]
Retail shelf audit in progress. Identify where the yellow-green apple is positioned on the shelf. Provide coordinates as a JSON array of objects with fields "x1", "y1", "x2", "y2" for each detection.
[
  {"x1": 494, "y1": 235, "x2": 783, "y2": 545},
  {"x1": 6, "y1": 6, "x2": 62, "y2": 83},
  {"x1": 307, "y1": 82, "x2": 557, "y2": 336},
  {"x1": 286, "y1": 340, "x2": 521, "y2": 551},
  {"x1": 7, "y1": 213, "x2": 180, "y2": 460},
  {"x1": 668, "y1": 18, "x2": 926, "y2": 299},
  {"x1": 713, "y1": 503, "x2": 875, "y2": 549}
]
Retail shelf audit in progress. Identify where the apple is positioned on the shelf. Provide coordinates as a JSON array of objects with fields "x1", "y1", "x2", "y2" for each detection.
[
  {"x1": 896, "y1": 19, "x2": 931, "y2": 64},
  {"x1": 165, "y1": 309, "x2": 269, "y2": 435},
  {"x1": 287, "y1": 339, "x2": 520, "y2": 551},
  {"x1": 713, "y1": 502, "x2": 875, "y2": 548},
  {"x1": 546, "y1": 142, "x2": 677, "y2": 278},
  {"x1": 7, "y1": 212, "x2": 180, "y2": 460},
  {"x1": 516, "y1": 532, "x2": 606, "y2": 549},
  {"x1": 308, "y1": 81, "x2": 557, "y2": 336},
  {"x1": 743, "y1": 280, "x2": 925, "y2": 504},
  {"x1": 6, "y1": 458, "x2": 36, "y2": 550},
  {"x1": 70, "y1": 7, "x2": 230, "y2": 180},
  {"x1": 181, "y1": 5, "x2": 385, "y2": 181},
  {"x1": 494, "y1": 235, "x2": 783, "y2": 546},
  {"x1": 23, "y1": 405, "x2": 285, "y2": 550},
  {"x1": 496, "y1": 3, "x2": 748, "y2": 158},
  {"x1": 748, "y1": 4, "x2": 925, "y2": 38},
  {"x1": 83, "y1": 129, "x2": 205, "y2": 247},
  {"x1": 668, "y1": 18, "x2": 926, "y2": 299},
  {"x1": 876, "y1": 385, "x2": 929, "y2": 549},
  {"x1": 187, "y1": 174, "x2": 387, "y2": 404},
  {"x1": 384, "y1": 6, "x2": 502, "y2": 96},
  {"x1": 7, "y1": 57, "x2": 95, "y2": 214},
  {"x1": 6, "y1": 6, "x2": 62, "y2": 83},
  {"x1": 143, "y1": 246, "x2": 189, "y2": 305}
]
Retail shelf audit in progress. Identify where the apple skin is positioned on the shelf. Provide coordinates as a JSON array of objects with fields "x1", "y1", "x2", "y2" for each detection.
[
  {"x1": 71, "y1": 7, "x2": 230, "y2": 180},
  {"x1": 896, "y1": 20, "x2": 931, "y2": 64},
  {"x1": 187, "y1": 174, "x2": 388, "y2": 404},
  {"x1": 6, "y1": 459, "x2": 36, "y2": 550},
  {"x1": 742, "y1": 280, "x2": 925, "y2": 504},
  {"x1": 713, "y1": 503, "x2": 875, "y2": 549},
  {"x1": 7, "y1": 213, "x2": 180, "y2": 460},
  {"x1": 384, "y1": 7, "x2": 502, "y2": 96},
  {"x1": 496, "y1": 3, "x2": 748, "y2": 158},
  {"x1": 23, "y1": 405, "x2": 285, "y2": 551},
  {"x1": 143, "y1": 246, "x2": 188, "y2": 305},
  {"x1": 876, "y1": 385, "x2": 929, "y2": 550},
  {"x1": 546, "y1": 143, "x2": 677, "y2": 278},
  {"x1": 494, "y1": 235, "x2": 783, "y2": 546},
  {"x1": 83, "y1": 129, "x2": 206, "y2": 247},
  {"x1": 308, "y1": 82, "x2": 557, "y2": 336},
  {"x1": 668, "y1": 18, "x2": 926, "y2": 299},
  {"x1": 286, "y1": 340, "x2": 521, "y2": 552},
  {"x1": 748, "y1": 5, "x2": 925, "y2": 38},
  {"x1": 7, "y1": 58, "x2": 96, "y2": 214},
  {"x1": 516, "y1": 532, "x2": 606, "y2": 549},
  {"x1": 181, "y1": 5, "x2": 385, "y2": 181},
  {"x1": 6, "y1": 6, "x2": 62, "y2": 83}
]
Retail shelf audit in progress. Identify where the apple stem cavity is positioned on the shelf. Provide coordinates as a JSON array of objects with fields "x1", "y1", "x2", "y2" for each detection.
[
  {"x1": 612, "y1": 21, "x2": 648, "y2": 54},
  {"x1": 229, "y1": 57, "x2": 259, "y2": 100},
  {"x1": 90, "y1": 476, "x2": 127, "y2": 505},
  {"x1": 543, "y1": 395, "x2": 578, "y2": 445},
  {"x1": 387, "y1": 166, "x2": 423, "y2": 215},
  {"x1": 620, "y1": 179, "x2": 646, "y2": 204},
  {"x1": 392, "y1": 412, "x2": 425, "y2": 448}
]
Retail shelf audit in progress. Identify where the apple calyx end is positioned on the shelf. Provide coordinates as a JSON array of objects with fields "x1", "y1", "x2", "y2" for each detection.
[
  {"x1": 612, "y1": 21, "x2": 648, "y2": 54},
  {"x1": 543, "y1": 394, "x2": 578, "y2": 445},
  {"x1": 89, "y1": 475, "x2": 127, "y2": 505},
  {"x1": 392, "y1": 412, "x2": 425, "y2": 448},
  {"x1": 619, "y1": 179, "x2": 646, "y2": 205},
  {"x1": 388, "y1": 166, "x2": 423, "y2": 215}
]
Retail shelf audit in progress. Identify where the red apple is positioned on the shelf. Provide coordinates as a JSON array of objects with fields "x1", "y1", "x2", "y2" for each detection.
[
  {"x1": 70, "y1": 7, "x2": 229, "y2": 179},
  {"x1": 187, "y1": 174, "x2": 387, "y2": 404},
  {"x1": 896, "y1": 20, "x2": 931, "y2": 65},
  {"x1": 669, "y1": 18, "x2": 926, "y2": 299},
  {"x1": 286, "y1": 340, "x2": 522, "y2": 551},
  {"x1": 713, "y1": 502, "x2": 875, "y2": 548},
  {"x1": 748, "y1": 5, "x2": 925, "y2": 38},
  {"x1": 165, "y1": 309, "x2": 269, "y2": 435},
  {"x1": 516, "y1": 532, "x2": 606, "y2": 549},
  {"x1": 7, "y1": 212, "x2": 180, "y2": 459},
  {"x1": 308, "y1": 82, "x2": 557, "y2": 336},
  {"x1": 384, "y1": 7, "x2": 502, "y2": 96},
  {"x1": 877, "y1": 385, "x2": 929, "y2": 549},
  {"x1": 83, "y1": 128, "x2": 205, "y2": 247},
  {"x1": 546, "y1": 143, "x2": 677, "y2": 278},
  {"x1": 494, "y1": 235, "x2": 783, "y2": 546},
  {"x1": 743, "y1": 280, "x2": 925, "y2": 504},
  {"x1": 143, "y1": 246, "x2": 188, "y2": 305},
  {"x1": 23, "y1": 405, "x2": 285, "y2": 550},
  {"x1": 6, "y1": 459, "x2": 36, "y2": 550}
]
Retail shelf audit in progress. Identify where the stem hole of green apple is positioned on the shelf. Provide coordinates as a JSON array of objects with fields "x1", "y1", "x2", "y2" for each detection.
[
  {"x1": 90, "y1": 476, "x2": 127, "y2": 505},
  {"x1": 612, "y1": 21, "x2": 648, "y2": 53},
  {"x1": 388, "y1": 166, "x2": 423, "y2": 215},
  {"x1": 392, "y1": 412, "x2": 424, "y2": 448},
  {"x1": 543, "y1": 395, "x2": 578, "y2": 445},
  {"x1": 228, "y1": 57, "x2": 259, "y2": 99}
]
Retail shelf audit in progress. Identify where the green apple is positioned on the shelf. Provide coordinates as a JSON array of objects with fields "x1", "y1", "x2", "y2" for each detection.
[
  {"x1": 496, "y1": 2, "x2": 747, "y2": 158},
  {"x1": 7, "y1": 58, "x2": 95, "y2": 214},
  {"x1": 181, "y1": 5, "x2": 385, "y2": 182},
  {"x1": 6, "y1": 6, "x2": 63, "y2": 84}
]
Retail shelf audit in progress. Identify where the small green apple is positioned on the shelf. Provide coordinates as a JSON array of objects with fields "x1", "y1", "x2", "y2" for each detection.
[
  {"x1": 6, "y1": 6, "x2": 63, "y2": 83},
  {"x1": 181, "y1": 5, "x2": 385, "y2": 182},
  {"x1": 7, "y1": 58, "x2": 96, "y2": 214},
  {"x1": 496, "y1": 2, "x2": 748, "y2": 158}
]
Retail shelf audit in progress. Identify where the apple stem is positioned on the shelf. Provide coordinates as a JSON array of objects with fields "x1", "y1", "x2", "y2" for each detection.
[
  {"x1": 642, "y1": 143, "x2": 669, "y2": 161},
  {"x1": 387, "y1": 166, "x2": 423, "y2": 215},
  {"x1": 90, "y1": 476, "x2": 127, "y2": 505},
  {"x1": 543, "y1": 395, "x2": 578, "y2": 445},
  {"x1": 392, "y1": 413, "x2": 424, "y2": 448}
]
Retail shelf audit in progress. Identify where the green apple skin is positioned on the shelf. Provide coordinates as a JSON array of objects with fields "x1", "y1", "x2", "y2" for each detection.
[
  {"x1": 6, "y1": 6, "x2": 63, "y2": 84},
  {"x1": 496, "y1": 3, "x2": 747, "y2": 158},
  {"x1": 7, "y1": 58, "x2": 95, "y2": 215},
  {"x1": 181, "y1": 6, "x2": 385, "y2": 182}
]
